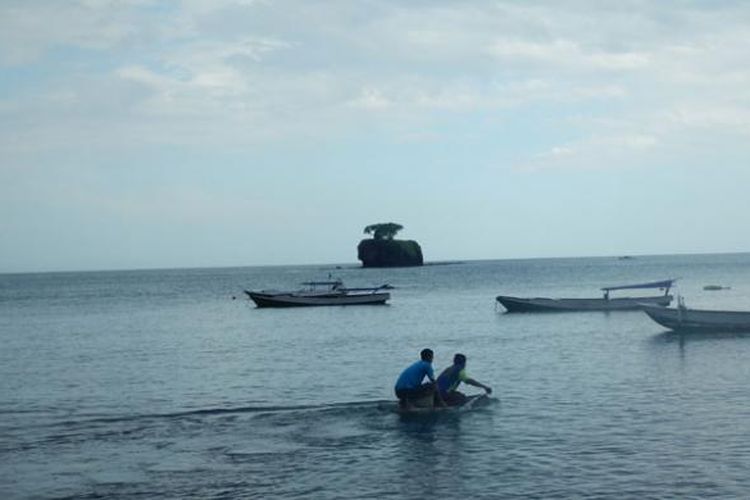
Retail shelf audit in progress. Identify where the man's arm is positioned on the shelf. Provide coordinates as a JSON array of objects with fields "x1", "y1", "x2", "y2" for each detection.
[
  {"x1": 465, "y1": 377, "x2": 492, "y2": 394},
  {"x1": 426, "y1": 364, "x2": 436, "y2": 383},
  {"x1": 429, "y1": 365, "x2": 448, "y2": 407}
]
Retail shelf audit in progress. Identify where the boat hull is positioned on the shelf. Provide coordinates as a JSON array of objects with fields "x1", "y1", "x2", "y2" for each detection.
[
  {"x1": 397, "y1": 394, "x2": 491, "y2": 415},
  {"x1": 496, "y1": 294, "x2": 672, "y2": 312},
  {"x1": 642, "y1": 305, "x2": 750, "y2": 332},
  {"x1": 245, "y1": 291, "x2": 390, "y2": 308}
]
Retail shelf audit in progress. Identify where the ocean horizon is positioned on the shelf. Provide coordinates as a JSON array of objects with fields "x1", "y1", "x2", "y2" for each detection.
[{"x1": 3, "y1": 249, "x2": 749, "y2": 276}]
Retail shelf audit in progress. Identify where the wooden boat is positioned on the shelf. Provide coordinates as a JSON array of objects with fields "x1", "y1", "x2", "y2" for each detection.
[
  {"x1": 244, "y1": 280, "x2": 390, "y2": 308},
  {"x1": 397, "y1": 393, "x2": 491, "y2": 415},
  {"x1": 496, "y1": 279, "x2": 675, "y2": 313},
  {"x1": 642, "y1": 299, "x2": 750, "y2": 332}
]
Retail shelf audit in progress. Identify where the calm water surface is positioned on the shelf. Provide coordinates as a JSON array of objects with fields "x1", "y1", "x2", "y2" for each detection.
[{"x1": 2, "y1": 254, "x2": 750, "y2": 498}]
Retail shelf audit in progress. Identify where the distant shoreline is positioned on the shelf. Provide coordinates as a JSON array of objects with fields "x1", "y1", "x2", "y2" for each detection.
[{"x1": 3, "y1": 251, "x2": 750, "y2": 276}]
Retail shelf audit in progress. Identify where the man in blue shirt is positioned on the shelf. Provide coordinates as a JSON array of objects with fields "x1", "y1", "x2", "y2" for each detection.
[
  {"x1": 394, "y1": 348, "x2": 446, "y2": 409},
  {"x1": 437, "y1": 353, "x2": 492, "y2": 406}
]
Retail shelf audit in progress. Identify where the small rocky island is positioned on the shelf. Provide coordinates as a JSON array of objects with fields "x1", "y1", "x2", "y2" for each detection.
[{"x1": 357, "y1": 222, "x2": 423, "y2": 268}]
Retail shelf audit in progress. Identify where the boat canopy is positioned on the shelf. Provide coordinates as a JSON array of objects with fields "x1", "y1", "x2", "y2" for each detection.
[
  {"x1": 341, "y1": 285, "x2": 390, "y2": 291},
  {"x1": 601, "y1": 279, "x2": 676, "y2": 292},
  {"x1": 299, "y1": 280, "x2": 390, "y2": 292}
]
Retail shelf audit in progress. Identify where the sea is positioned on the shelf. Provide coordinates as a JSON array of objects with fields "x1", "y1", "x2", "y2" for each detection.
[{"x1": 2, "y1": 253, "x2": 750, "y2": 499}]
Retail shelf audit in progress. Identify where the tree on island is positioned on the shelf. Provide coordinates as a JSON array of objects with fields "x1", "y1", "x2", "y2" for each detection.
[{"x1": 363, "y1": 222, "x2": 404, "y2": 240}]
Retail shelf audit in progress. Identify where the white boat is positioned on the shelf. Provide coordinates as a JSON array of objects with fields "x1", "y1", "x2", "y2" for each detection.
[
  {"x1": 642, "y1": 298, "x2": 750, "y2": 332},
  {"x1": 244, "y1": 280, "x2": 391, "y2": 308},
  {"x1": 496, "y1": 279, "x2": 675, "y2": 313}
]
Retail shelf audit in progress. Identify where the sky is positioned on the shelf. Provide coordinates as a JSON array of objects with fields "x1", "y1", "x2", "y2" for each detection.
[{"x1": 1, "y1": 0, "x2": 750, "y2": 273}]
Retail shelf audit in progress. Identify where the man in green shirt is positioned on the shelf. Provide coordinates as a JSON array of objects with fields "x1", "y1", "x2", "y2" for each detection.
[{"x1": 436, "y1": 353, "x2": 492, "y2": 406}]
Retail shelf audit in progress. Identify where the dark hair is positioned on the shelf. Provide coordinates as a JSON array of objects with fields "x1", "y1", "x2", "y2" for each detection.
[
  {"x1": 420, "y1": 348, "x2": 434, "y2": 361},
  {"x1": 454, "y1": 353, "x2": 467, "y2": 366}
]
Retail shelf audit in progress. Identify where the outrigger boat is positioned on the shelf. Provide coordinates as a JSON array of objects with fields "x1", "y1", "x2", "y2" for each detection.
[
  {"x1": 244, "y1": 279, "x2": 391, "y2": 308},
  {"x1": 496, "y1": 279, "x2": 675, "y2": 313},
  {"x1": 642, "y1": 298, "x2": 750, "y2": 333}
]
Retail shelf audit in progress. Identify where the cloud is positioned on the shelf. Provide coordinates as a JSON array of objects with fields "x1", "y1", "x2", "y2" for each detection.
[
  {"x1": 2, "y1": 0, "x2": 750, "y2": 170},
  {"x1": 349, "y1": 88, "x2": 392, "y2": 110},
  {"x1": 667, "y1": 105, "x2": 750, "y2": 134},
  {"x1": 486, "y1": 39, "x2": 650, "y2": 71},
  {"x1": 518, "y1": 132, "x2": 660, "y2": 172},
  {"x1": 0, "y1": 1, "x2": 141, "y2": 65}
]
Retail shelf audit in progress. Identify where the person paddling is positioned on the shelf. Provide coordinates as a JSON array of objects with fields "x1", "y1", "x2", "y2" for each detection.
[
  {"x1": 394, "y1": 348, "x2": 446, "y2": 409},
  {"x1": 437, "y1": 353, "x2": 492, "y2": 406}
]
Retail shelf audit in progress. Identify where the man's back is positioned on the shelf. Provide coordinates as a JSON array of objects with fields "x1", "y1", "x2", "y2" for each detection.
[
  {"x1": 395, "y1": 360, "x2": 433, "y2": 390},
  {"x1": 437, "y1": 364, "x2": 467, "y2": 394}
]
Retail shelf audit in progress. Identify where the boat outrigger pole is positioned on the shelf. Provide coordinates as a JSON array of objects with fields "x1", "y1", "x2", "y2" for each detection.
[{"x1": 601, "y1": 278, "x2": 676, "y2": 299}]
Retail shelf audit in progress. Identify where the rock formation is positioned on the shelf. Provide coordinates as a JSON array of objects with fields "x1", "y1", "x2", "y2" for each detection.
[{"x1": 357, "y1": 238, "x2": 423, "y2": 267}]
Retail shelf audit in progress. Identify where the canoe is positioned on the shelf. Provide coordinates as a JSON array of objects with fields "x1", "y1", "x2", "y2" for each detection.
[
  {"x1": 497, "y1": 294, "x2": 672, "y2": 312},
  {"x1": 642, "y1": 304, "x2": 750, "y2": 332},
  {"x1": 245, "y1": 289, "x2": 390, "y2": 307},
  {"x1": 396, "y1": 393, "x2": 492, "y2": 415},
  {"x1": 496, "y1": 278, "x2": 675, "y2": 313},
  {"x1": 244, "y1": 280, "x2": 390, "y2": 308}
]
